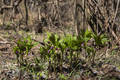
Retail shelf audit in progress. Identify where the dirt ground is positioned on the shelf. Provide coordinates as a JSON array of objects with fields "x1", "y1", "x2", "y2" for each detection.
[{"x1": 0, "y1": 28, "x2": 120, "y2": 80}]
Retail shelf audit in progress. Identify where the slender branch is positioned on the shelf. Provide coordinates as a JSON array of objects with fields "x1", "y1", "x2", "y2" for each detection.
[
  {"x1": 0, "y1": 0, "x2": 22, "y2": 14},
  {"x1": 111, "y1": 0, "x2": 120, "y2": 28}
]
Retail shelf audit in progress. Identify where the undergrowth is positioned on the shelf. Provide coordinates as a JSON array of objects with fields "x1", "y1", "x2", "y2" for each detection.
[{"x1": 13, "y1": 29, "x2": 109, "y2": 80}]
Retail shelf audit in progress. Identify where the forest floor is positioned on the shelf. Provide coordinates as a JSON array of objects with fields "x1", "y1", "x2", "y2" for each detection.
[{"x1": 0, "y1": 27, "x2": 120, "y2": 80}]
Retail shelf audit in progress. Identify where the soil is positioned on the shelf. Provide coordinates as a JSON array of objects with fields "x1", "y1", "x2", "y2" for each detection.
[{"x1": 0, "y1": 28, "x2": 120, "y2": 80}]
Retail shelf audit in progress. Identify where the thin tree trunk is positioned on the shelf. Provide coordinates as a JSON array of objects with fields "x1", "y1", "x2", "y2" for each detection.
[
  {"x1": 24, "y1": 0, "x2": 28, "y2": 25},
  {"x1": 75, "y1": 0, "x2": 80, "y2": 36},
  {"x1": 83, "y1": 0, "x2": 86, "y2": 30}
]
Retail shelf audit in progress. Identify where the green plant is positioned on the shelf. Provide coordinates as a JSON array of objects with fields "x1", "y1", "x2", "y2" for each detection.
[
  {"x1": 86, "y1": 46, "x2": 95, "y2": 63},
  {"x1": 40, "y1": 32, "x2": 64, "y2": 72},
  {"x1": 36, "y1": 72, "x2": 47, "y2": 80},
  {"x1": 22, "y1": 57, "x2": 47, "y2": 80},
  {"x1": 78, "y1": 29, "x2": 94, "y2": 62},
  {"x1": 13, "y1": 35, "x2": 37, "y2": 79},
  {"x1": 42, "y1": 33, "x2": 81, "y2": 71},
  {"x1": 92, "y1": 33, "x2": 109, "y2": 47},
  {"x1": 63, "y1": 34, "x2": 79, "y2": 66},
  {"x1": 77, "y1": 30, "x2": 109, "y2": 64},
  {"x1": 13, "y1": 36, "x2": 36, "y2": 66},
  {"x1": 58, "y1": 73, "x2": 68, "y2": 80},
  {"x1": 91, "y1": 33, "x2": 109, "y2": 63},
  {"x1": 39, "y1": 31, "x2": 109, "y2": 74},
  {"x1": 79, "y1": 29, "x2": 93, "y2": 47}
]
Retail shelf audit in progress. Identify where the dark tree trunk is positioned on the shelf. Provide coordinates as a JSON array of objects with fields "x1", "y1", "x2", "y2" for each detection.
[{"x1": 24, "y1": 0, "x2": 28, "y2": 25}]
